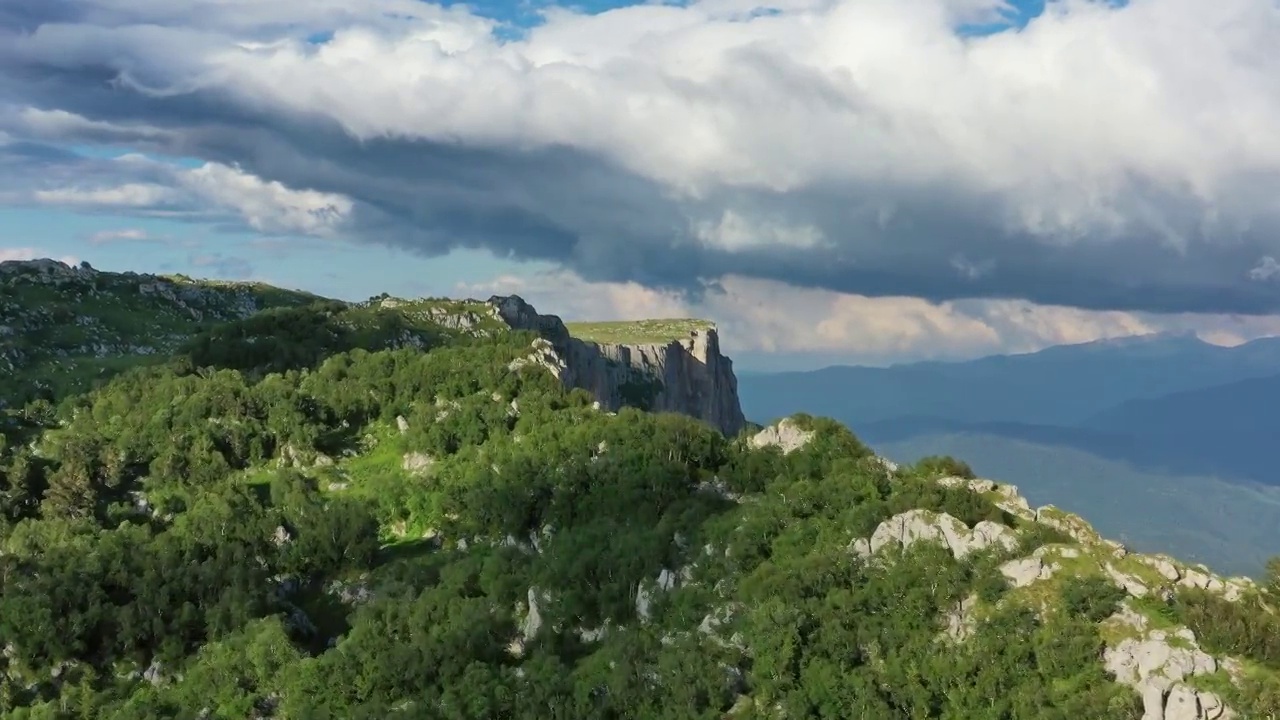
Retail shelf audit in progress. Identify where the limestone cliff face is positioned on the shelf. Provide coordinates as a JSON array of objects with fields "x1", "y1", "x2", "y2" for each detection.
[{"x1": 489, "y1": 295, "x2": 746, "y2": 437}]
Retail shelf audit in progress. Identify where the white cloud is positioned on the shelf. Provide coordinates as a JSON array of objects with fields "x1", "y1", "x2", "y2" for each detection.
[
  {"x1": 34, "y1": 183, "x2": 178, "y2": 207},
  {"x1": 186, "y1": 0, "x2": 1280, "y2": 220},
  {"x1": 26, "y1": 154, "x2": 353, "y2": 236},
  {"x1": 87, "y1": 228, "x2": 163, "y2": 244},
  {"x1": 1248, "y1": 256, "x2": 1280, "y2": 281},
  {"x1": 5, "y1": 0, "x2": 1280, "y2": 315},
  {"x1": 16, "y1": 107, "x2": 176, "y2": 145},
  {"x1": 693, "y1": 210, "x2": 826, "y2": 252},
  {"x1": 457, "y1": 268, "x2": 1280, "y2": 364},
  {"x1": 178, "y1": 163, "x2": 353, "y2": 236}
]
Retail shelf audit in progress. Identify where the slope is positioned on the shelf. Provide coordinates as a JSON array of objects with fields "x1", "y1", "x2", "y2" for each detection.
[
  {"x1": 872, "y1": 431, "x2": 1280, "y2": 578},
  {"x1": 3, "y1": 264, "x2": 1280, "y2": 718},
  {"x1": 0, "y1": 258, "x2": 321, "y2": 404},
  {"x1": 1077, "y1": 373, "x2": 1280, "y2": 484}
]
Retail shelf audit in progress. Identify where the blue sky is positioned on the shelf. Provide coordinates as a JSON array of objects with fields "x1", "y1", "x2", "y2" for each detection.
[{"x1": 5, "y1": 0, "x2": 1279, "y2": 367}]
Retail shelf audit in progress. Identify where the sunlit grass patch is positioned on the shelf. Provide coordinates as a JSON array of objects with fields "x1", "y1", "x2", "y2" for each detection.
[{"x1": 566, "y1": 318, "x2": 715, "y2": 344}]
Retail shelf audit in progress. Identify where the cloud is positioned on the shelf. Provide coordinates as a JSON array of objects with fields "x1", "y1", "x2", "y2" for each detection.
[
  {"x1": 3, "y1": 0, "x2": 1280, "y2": 314},
  {"x1": 1248, "y1": 256, "x2": 1280, "y2": 281},
  {"x1": 86, "y1": 227, "x2": 166, "y2": 244},
  {"x1": 5, "y1": 147, "x2": 353, "y2": 235},
  {"x1": 454, "y1": 268, "x2": 1280, "y2": 365},
  {"x1": 36, "y1": 183, "x2": 178, "y2": 207}
]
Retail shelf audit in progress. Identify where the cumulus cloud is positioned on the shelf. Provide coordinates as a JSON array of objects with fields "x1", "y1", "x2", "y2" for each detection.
[
  {"x1": 3, "y1": 0, "x2": 1280, "y2": 314},
  {"x1": 2, "y1": 145, "x2": 353, "y2": 235},
  {"x1": 86, "y1": 227, "x2": 166, "y2": 244},
  {"x1": 455, "y1": 268, "x2": 1280, "y2": 365}
]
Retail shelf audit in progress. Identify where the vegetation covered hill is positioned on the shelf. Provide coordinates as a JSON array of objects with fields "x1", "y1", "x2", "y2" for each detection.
[
  {"x1": 738, "y1": 334, "x2": 1280, "y2": 579},
  {"x1": 3, "y1": 260, "x2": 1280, "y2": 718},
  {"x1": 874, "y1": 432, "x2": 1280, "y2": 578}
]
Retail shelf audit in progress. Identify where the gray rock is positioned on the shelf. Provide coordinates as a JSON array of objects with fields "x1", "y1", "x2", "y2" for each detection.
[
  {"x1": 855, "y1": 509, "x2": 1018, "y2": 561},
  {"x1": 402, "y1": 452, "x2": 434, "y2": 474},
  {"x1": 1106, "y1": 563, "x2": 1151, "y2": 598},
  {"x1": 1000, "y1": 556, "x2": 1059, "y2": 587},
  {"x1": 1103, "y1": 622, "x2": 1236, "y2": 720},
  {"x1": 520, "y1": 587, "x2": 544, "y2": 641},
  {"x1": 749, "y1": 418, "x2": 814, "y2": 455},
  {"x1": 942, "y1": 593, "x2": 980, "y2": 642},
  {"x1": 491, "y1": 295, "x2": 745, "y2": 436}
]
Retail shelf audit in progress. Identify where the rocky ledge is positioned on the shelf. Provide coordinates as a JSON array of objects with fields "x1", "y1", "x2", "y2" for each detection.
[{"x1": 492, "y1": 295, "x2": 746, "y2": 436}]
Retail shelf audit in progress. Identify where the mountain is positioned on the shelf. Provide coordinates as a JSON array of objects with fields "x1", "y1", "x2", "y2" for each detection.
[
  {"x1": 741, "y1": 332, "x2": 1280, "y2": 429},
  {"x1": 739, "y1": 335, "x2": 1280, "y2": 578},
  {"x1": 4, "y1": 259, "x2": 1280, "y2": 718},
  {"x1": 873, "y1": 432, "x2": 1280, "y2": 578},
  {"x1": 1087, "y1": 372, "x2": 1280, "y2": 435}
]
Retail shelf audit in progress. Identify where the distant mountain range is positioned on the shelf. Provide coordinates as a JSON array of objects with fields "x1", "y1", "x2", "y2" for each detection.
[{"x1": 738, "y1": 332, "x2": 1280, "y2": 576}]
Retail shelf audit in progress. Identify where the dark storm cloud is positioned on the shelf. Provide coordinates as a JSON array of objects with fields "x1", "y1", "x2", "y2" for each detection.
[{"x1": 3, "y1": 0, "x2": 1280, "y2": 314}]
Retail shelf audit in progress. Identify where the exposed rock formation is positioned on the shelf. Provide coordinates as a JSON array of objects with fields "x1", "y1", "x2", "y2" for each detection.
[
  {"x1": 0, "y1": 259, "x2": 278, "y2": 379},
  {"x1": 1000, "y1": 554, "x2": 1061, "y2": 588},
  {"x1": 941, "y1": 593, "x2": 980, "y2": 642},
  {"x1": 1104, "y1": 607, "x2": 1235, "y2": 720},
  {"x1": 491, "y1": 295, "x2": 746, "y2": 436},
  {"x1": 749, "y1": 418, "x2": 814, "y2": 454},
  {"x1": 929, "y1": 473, "x2": 1259, "y2": 719},
  {"x1": 850, "y1": 509, "x2": 1018, "y2": 560}
]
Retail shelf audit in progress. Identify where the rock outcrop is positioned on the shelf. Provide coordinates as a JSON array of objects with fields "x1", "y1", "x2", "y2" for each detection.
[
  {"x1": 927, "y1": 473, "x2": 1261, "y2": 720},
  {"x1": 850, "y1": 508, "x2": 1019, "y2": 560},
  {"x1": 748, "y1": 418, "x2": 815, "y2": 454},
  {"x1": 1104, "y1": 606, "x2": 1236, "y2": 720},
  {"x1": 491, "y1": 295, "x2": 746, "y2": 436}
]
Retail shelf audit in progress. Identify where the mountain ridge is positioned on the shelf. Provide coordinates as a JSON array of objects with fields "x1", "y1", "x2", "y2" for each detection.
[
  {"x1": 738, "y1": 332, "x2": 1280, "y2": 580},
  {"x1": 3, "y1": 258, "x2": 1280, "y2": 717},
  {"x1": 740, "y1": 334, "x2": 1280, "y2": 429},
  {"x1": 0, "y1": 259, "x2": 745, "y2": 435}
]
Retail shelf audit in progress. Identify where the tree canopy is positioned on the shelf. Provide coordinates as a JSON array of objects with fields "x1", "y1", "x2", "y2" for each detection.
[{"x1": 1, "y1": 282, "x2": 1279, "y2": 718}]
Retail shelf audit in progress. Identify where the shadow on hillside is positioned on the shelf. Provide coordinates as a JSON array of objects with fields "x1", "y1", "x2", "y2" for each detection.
[
  {"x1": 177, "y1": 301, "x2": 451, "y2": 378},
  {"x1": 377, "y1": 537, "x2": 441, "y2": 566}
]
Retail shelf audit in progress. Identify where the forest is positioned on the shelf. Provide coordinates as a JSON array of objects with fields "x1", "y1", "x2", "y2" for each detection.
[{"x1": 3, "y1": 286, "x2": 1280, "y2": 718}]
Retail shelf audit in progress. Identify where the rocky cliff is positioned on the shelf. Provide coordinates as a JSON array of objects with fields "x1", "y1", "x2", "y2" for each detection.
[
  {"x1": 1, "y1": 261, "x2": 746, "y2": 434},
  {"x1": 489, "y1": 295, "x2": 746, "y2": 437}
]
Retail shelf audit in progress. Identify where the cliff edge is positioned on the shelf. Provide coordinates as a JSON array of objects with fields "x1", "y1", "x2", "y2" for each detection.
[{"x1": 489, "y1": 295, "x2": 746, "y2": 437}]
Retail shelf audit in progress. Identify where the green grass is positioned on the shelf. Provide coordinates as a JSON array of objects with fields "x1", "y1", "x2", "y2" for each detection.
[
  {"x1": 566, "y1": 318, "x2": 715, "y2": 345},
  {"x1": 0, "y1": 265, "x2": 342, "y2": 405},
  {"x1": 5, "y1": 354, "x2": 170, "y2": 400}
]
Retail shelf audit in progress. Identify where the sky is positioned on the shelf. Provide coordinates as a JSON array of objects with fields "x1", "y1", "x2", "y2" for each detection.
[{"x1": 4, "y1": 0, "x2": 1280, "y2": 369}]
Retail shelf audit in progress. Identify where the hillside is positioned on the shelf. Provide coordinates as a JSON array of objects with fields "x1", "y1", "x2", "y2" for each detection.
[
  {"x1": 0, "y1": 259, "x2": 321, "y2": 404},
  {"x1": 873, "y1": 432, "x2": 1280, "y2": 578},
  {"x1": 1080, "y1": 373, "x2": 1280, "y2": 482},
  {"x1": 739, "y1": 336, "x2": 1280, "y2": 580},
  {"x1": 3, "y1": 261, "x2": 1280, "y2": 718}
]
